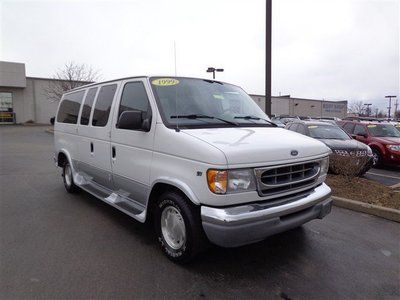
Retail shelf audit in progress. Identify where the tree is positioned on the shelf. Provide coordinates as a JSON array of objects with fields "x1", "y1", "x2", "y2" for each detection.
[
  {"x1": 348, "y1": 101, "x2": 365, "y2": 115},
  {"x1": 44, "y1": 62, "x2": 101, "y2": 101}
]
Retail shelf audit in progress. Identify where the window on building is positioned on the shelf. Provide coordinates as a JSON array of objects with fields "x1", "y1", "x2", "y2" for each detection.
[
  {"x1": 118, "y1": 82, "x2": 151, "y2": 125},
  {"x1": 56, "y1": 90, "x2": 85, "y2": 124},
  {"x1": 0, "y1": 92, "x2": 13, "y2": 112},
  {"x1": 92, "y1": 84, "x2": 117, "y2": 127},
  {"x1": 80, "y1": 87, "x2": 98, "y2": 125}
]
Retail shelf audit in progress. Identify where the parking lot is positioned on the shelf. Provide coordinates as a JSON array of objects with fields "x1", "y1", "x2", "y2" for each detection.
[
  {"x1": 0, "y1": 125, "x2": 399, "y2": 299},
  {"x1": 365, "y1": 167, "x2": 400, "y2": 189}
]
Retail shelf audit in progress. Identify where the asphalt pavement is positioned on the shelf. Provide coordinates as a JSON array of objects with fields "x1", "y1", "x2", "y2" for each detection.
[
  {"x1": 365, "y1": 167, "x2": 400, "y2": 188},
  {"x1": 1, "y1": 125, "x2": 399, "y2": 299}
]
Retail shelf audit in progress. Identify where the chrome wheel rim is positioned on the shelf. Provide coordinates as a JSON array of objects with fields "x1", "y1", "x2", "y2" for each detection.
[
  {"x1": 372, "y1": 152, "x2": 379, "y2": 165},
  {"x1": 160, "y1": 205, "x2": 186, "y2": 250},
  {"x1": 64, "y1": 164, "x2": 72, "y2": 187}
]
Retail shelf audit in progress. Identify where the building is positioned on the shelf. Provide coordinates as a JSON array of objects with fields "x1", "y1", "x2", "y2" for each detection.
[
  {"x1": 0, "y1": 61, "x2": 89, "y2": 124},
  {"x1": 250, "y1": 94, "x2": 348, "y2": 119}
]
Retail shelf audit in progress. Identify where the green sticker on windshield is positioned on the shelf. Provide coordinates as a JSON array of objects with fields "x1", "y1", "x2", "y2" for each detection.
[
  {"x1": 152, "y1": 78, "x2": 179, "y2": 86},
  {"x1": 213, "y1": 94, "x2": 224, "y2": 100},
  {"x1": 308, "y1": 125, "x2": 318, "y2": 129},
  {"x1": 367, "y1": 125, "x2": 377, "y2": 128}
]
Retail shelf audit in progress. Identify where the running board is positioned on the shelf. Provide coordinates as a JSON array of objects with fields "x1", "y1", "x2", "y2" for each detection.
[{"x1": 78, "y1": 181, "x2": 147, "y2": 223}]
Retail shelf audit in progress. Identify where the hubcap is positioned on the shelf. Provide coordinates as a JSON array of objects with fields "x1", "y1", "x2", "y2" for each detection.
[
  {"x1": 160, "y1": 205, "x2": 186, "y2": 250},
  {"x1": 372, "y1": 152, "x2": 379, "y2": 165},
  {"x1": 64, "y1": 165, "x2": 72, "y2": 187}
]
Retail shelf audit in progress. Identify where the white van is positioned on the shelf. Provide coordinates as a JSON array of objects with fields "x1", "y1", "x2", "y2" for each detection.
[{"x1": 54, "y1": 76, "x2": 332, "y2": 262}]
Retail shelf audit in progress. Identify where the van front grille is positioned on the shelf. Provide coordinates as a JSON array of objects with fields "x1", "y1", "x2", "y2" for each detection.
[{"x1": 255, "y1": 161, "x2": 320, "y2": 197}]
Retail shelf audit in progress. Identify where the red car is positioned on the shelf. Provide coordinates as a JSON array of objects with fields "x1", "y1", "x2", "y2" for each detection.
[{"x1": 338, "y1": 121, "x2": 400, "y2": 167}]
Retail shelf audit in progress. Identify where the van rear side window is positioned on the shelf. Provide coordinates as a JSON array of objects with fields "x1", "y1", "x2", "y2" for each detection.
[
  {"x1": 56, "y1": 90, "x2": 85, "y2": 124},
  {"x1": 80, "y1": 87, "x2": 98, "y2": 125},
  {"x1": 92, "y1": 84, "x2": 117, "y2": 127}
]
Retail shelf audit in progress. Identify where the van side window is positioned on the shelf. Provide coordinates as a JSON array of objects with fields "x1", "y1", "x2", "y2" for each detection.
[
  {"x1": 297, "y1": 124, "x2": 306, "y2": 135},
  {"x1": 80, "y1": 87, "x2": 98, "y2": 125},
  {"x1": 118, "y1": 82, "x2": 151, "y2": 125},
  {"x1": 56, "y1": 90, "x2": 85, "y2": 124},
  {"x1": 92, "y1": 84, "x2": 117, "y2": 127}
]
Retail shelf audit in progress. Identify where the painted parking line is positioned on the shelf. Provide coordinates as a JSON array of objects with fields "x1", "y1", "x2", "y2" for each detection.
[{"x1": 366, "y1": 172, "x2": 400, "y2": 180}]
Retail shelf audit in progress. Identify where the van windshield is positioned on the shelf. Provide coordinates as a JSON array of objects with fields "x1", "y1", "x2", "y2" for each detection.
[{"x1": 150, "y1": 77, "x2": 272, "y2": 129}]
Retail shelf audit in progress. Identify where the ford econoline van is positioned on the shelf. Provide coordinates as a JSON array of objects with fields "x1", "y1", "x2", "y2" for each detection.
[{"x1": 54, "y1": 76, "x2": 332, "y2": 262}]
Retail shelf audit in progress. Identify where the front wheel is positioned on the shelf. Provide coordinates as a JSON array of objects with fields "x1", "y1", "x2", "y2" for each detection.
[
  {"x1": 62, "y1": 161, "x2": 79, "y2": 193},
  {"x1": 372, "y1": 149, "x2": 382, "y2": 167},
  {"x1": 154, "y1": 191, "x2": 207, "y2": 263}
]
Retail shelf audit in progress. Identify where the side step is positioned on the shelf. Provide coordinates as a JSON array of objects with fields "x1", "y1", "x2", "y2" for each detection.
[{"x1": 79, "y1": 181, "x2": 147, "y2": 223}]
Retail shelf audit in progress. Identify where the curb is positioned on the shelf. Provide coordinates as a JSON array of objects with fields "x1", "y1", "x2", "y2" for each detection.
[{"x1": 332, "y1": 196, "x2": 400, "y2": 223}]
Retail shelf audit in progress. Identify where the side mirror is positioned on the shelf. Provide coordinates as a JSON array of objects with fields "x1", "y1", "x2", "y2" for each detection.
[
  {"x1": 357, "y1": 133, "x2": 367, "y2": 138},
  {"x1": 117, "y1": 111, "x2": 143, "y2": 130}
]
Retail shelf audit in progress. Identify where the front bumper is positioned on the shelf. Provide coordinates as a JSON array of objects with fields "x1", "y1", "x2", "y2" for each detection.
[{"x1": 201, "y1": 183, "x2": 332, "y2": 247}]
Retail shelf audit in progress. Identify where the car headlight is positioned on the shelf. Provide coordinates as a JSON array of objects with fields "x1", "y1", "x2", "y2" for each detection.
[
  {"x1": 387, "y1": 145, "x2": 400, "y2": 152},
  {"x1": 319, "y1": 156, "x2": 329, "y2": 176},
  {"x1": 207, "y1": 169, "x2": 256, "y2": 194}
]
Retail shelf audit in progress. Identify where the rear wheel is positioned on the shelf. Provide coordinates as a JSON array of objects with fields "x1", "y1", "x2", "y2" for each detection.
[
  {"x1": 62, "y1": 161, "x2": 79, "y2": 193},
  {"x1": 154, "y1": 191, "x2": 207, "y2": 263}
]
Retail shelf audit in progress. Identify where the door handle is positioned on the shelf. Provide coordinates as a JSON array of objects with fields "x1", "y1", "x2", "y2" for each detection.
[
  {"x1": 112, "y1": 146, "x2": 116, "y2": 159},
  {"x1": 90, "y1": 142, "x2": 94, "y2": 153}
]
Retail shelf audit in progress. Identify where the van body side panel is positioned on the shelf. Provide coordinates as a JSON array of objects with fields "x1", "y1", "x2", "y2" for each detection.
[{"x1": 110, "y1": 79, "x2": 156, "y2": 206}]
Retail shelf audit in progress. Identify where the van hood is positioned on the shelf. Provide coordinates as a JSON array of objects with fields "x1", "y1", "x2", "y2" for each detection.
[{"x1": 182, "y1": 127, "x2": 330, "y2": 165}]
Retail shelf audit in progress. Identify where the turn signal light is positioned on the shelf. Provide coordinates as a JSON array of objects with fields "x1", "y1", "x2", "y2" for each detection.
[{"x1": 207, "y1": 170, "x2": 227, "y2": 194}]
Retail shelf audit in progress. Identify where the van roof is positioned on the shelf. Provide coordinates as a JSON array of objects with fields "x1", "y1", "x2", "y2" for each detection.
[{"x1": 66, "y1": 76, "x2": 233, "y2": 94}]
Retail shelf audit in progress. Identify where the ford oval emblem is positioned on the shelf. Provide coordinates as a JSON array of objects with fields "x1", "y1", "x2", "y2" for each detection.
[{"x1": 291, "y1": 150, "x2": 298, "y2": 156}]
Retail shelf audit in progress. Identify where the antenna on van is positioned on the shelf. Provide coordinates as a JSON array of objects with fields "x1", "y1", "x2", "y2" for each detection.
[{"x1": 174, "y1": 41, "x2": 177, "y2": 76}]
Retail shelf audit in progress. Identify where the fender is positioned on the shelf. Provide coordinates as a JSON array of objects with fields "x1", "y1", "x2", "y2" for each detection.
[
  {"x1": 150, "y1": 177, "x2": 200, "y2": 205},
  {"x1": 57, "y1": 148, "x2": 76, "y2": 172},
  {"x1": 368, "y1": 142, "x2": 386, "y2": 155}
]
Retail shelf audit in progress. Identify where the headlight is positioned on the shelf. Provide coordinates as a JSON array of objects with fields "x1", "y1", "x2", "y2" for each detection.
[
  {"x1": 207, "y1": 169, "x2": 256, "y2": 194},
  {"x1": 387, "y1": 145, "x2": 400, "y2": 152},
  {"x1": 319, "y1": 156, "x2": 329, "y2": 176}
]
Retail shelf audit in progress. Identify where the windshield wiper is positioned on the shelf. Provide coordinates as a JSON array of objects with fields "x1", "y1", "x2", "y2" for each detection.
[
  {"x1": 234, "y1": 115, "x2": 277, "y2": 127},
  {"x1": 170, "y1": 114, "x2": 239, "y2": 126}
]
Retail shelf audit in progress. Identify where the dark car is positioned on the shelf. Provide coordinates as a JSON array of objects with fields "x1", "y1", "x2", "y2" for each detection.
[
  {"x1": 286, "y1": 121, "x2": 374, "y2": 175},
  {"x1": 338, "y1": 121, "x2": 400, "y2": 167}
]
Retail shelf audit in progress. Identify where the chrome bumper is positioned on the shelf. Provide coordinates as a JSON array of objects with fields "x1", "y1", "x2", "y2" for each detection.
[{"x1": 201, "y1": 183, "x2": 332, "y2": 247}]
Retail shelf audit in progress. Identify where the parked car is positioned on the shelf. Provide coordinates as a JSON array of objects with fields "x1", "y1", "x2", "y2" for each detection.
[
  {"x1": 338, "y1": 121, "x2": 400, "y2": 167},
  {"x1": 54, "y1": 76, "x2": 332, "y2": 262},
  {"x1": 275, "y1": 115, "x2": 300, "y2": 124},
  {"x1": 270, "y1": 117, "x2": 285, "y2": 128},
  {"x1": 286, "y1": 121, "x2": 373, "y2": 175}
]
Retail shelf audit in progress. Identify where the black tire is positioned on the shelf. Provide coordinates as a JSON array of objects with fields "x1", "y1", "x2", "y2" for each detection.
[
  {"x1": 154, "y1": 190, "x2": 207, "y2": 263},
  {"x1": 371, "y1": 149, "x2": 382, "y2": 168},
  {"x1": 62, "y1": 161, "x2": 79, "y2": 193}
]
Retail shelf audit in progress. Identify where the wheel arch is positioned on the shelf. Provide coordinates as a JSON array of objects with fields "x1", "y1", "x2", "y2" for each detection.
[{"x1": 146, "y1": 179, "x2": 200, "y2": 220}]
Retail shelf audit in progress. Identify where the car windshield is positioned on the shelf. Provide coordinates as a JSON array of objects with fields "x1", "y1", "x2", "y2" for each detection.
[
  {"x1": 308, "y1": 125, "x2": 351, "y2": 140},
  {"x1": 150, "y1": 77, "x2": 271, "y2": 128},
  {"x1": 367, "y1": 124, "x2": 400, "y2": 137}
]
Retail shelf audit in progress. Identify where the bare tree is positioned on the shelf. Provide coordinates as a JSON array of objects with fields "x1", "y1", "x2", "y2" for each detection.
[
  {"x1": 44, "y1": 62, "x2": 101, "y2": 102},
  {"x1": 348, "y1": 100, "x2": 365, "y2": 115}
]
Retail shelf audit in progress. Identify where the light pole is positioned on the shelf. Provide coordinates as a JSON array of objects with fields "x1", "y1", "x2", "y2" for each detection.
[
  {"x1": 265, "y1": 0, "x2": 272, "y2": 116},
  {"x1": 206, "y1": 67, "x2": 224, "y2": 79},
  {"x1": 364, "y1": 103, "x2": 372, "y2": 116},
  {"x1": 385, "y1": 95, "x2": 397, "y2": 119}
]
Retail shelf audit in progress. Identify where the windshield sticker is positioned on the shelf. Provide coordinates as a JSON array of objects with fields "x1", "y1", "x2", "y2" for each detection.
[
  {"x1": 308, "y1": 125, "x2": 318, "y2": 128},
  {"x1": 213, "y1": 94, "x2": 224, "y2": 100},
  {"x1": 367, "y1": 125, "x2": 377, "y2": 128},
  {"x1": 151, "y1": 78, "x2": 179, "y2": 86}
]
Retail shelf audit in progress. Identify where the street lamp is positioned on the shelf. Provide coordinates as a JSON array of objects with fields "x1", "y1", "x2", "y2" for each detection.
[{"x1": 206, "y1": 67, "x2": 224, "y2": 79}]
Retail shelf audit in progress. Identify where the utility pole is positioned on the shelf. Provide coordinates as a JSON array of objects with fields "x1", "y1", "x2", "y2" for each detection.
[
  {"x1": 364, "y1": 103, "x2": 372, "y2": 116},
  {"x1": 385, "y1": 95, "x2": 397, "y2": 119},
  {"x1": 394, "y1": 98, "x2": 399, "y2": 119},
  {"x1": 265, "y1": 0, "x2": 272, "y2": 116}
]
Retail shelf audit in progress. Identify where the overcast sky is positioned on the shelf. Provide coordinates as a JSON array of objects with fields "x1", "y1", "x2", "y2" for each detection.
[{"x1": 1, "y1": 0, "x2": 399, "y2": 111}]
